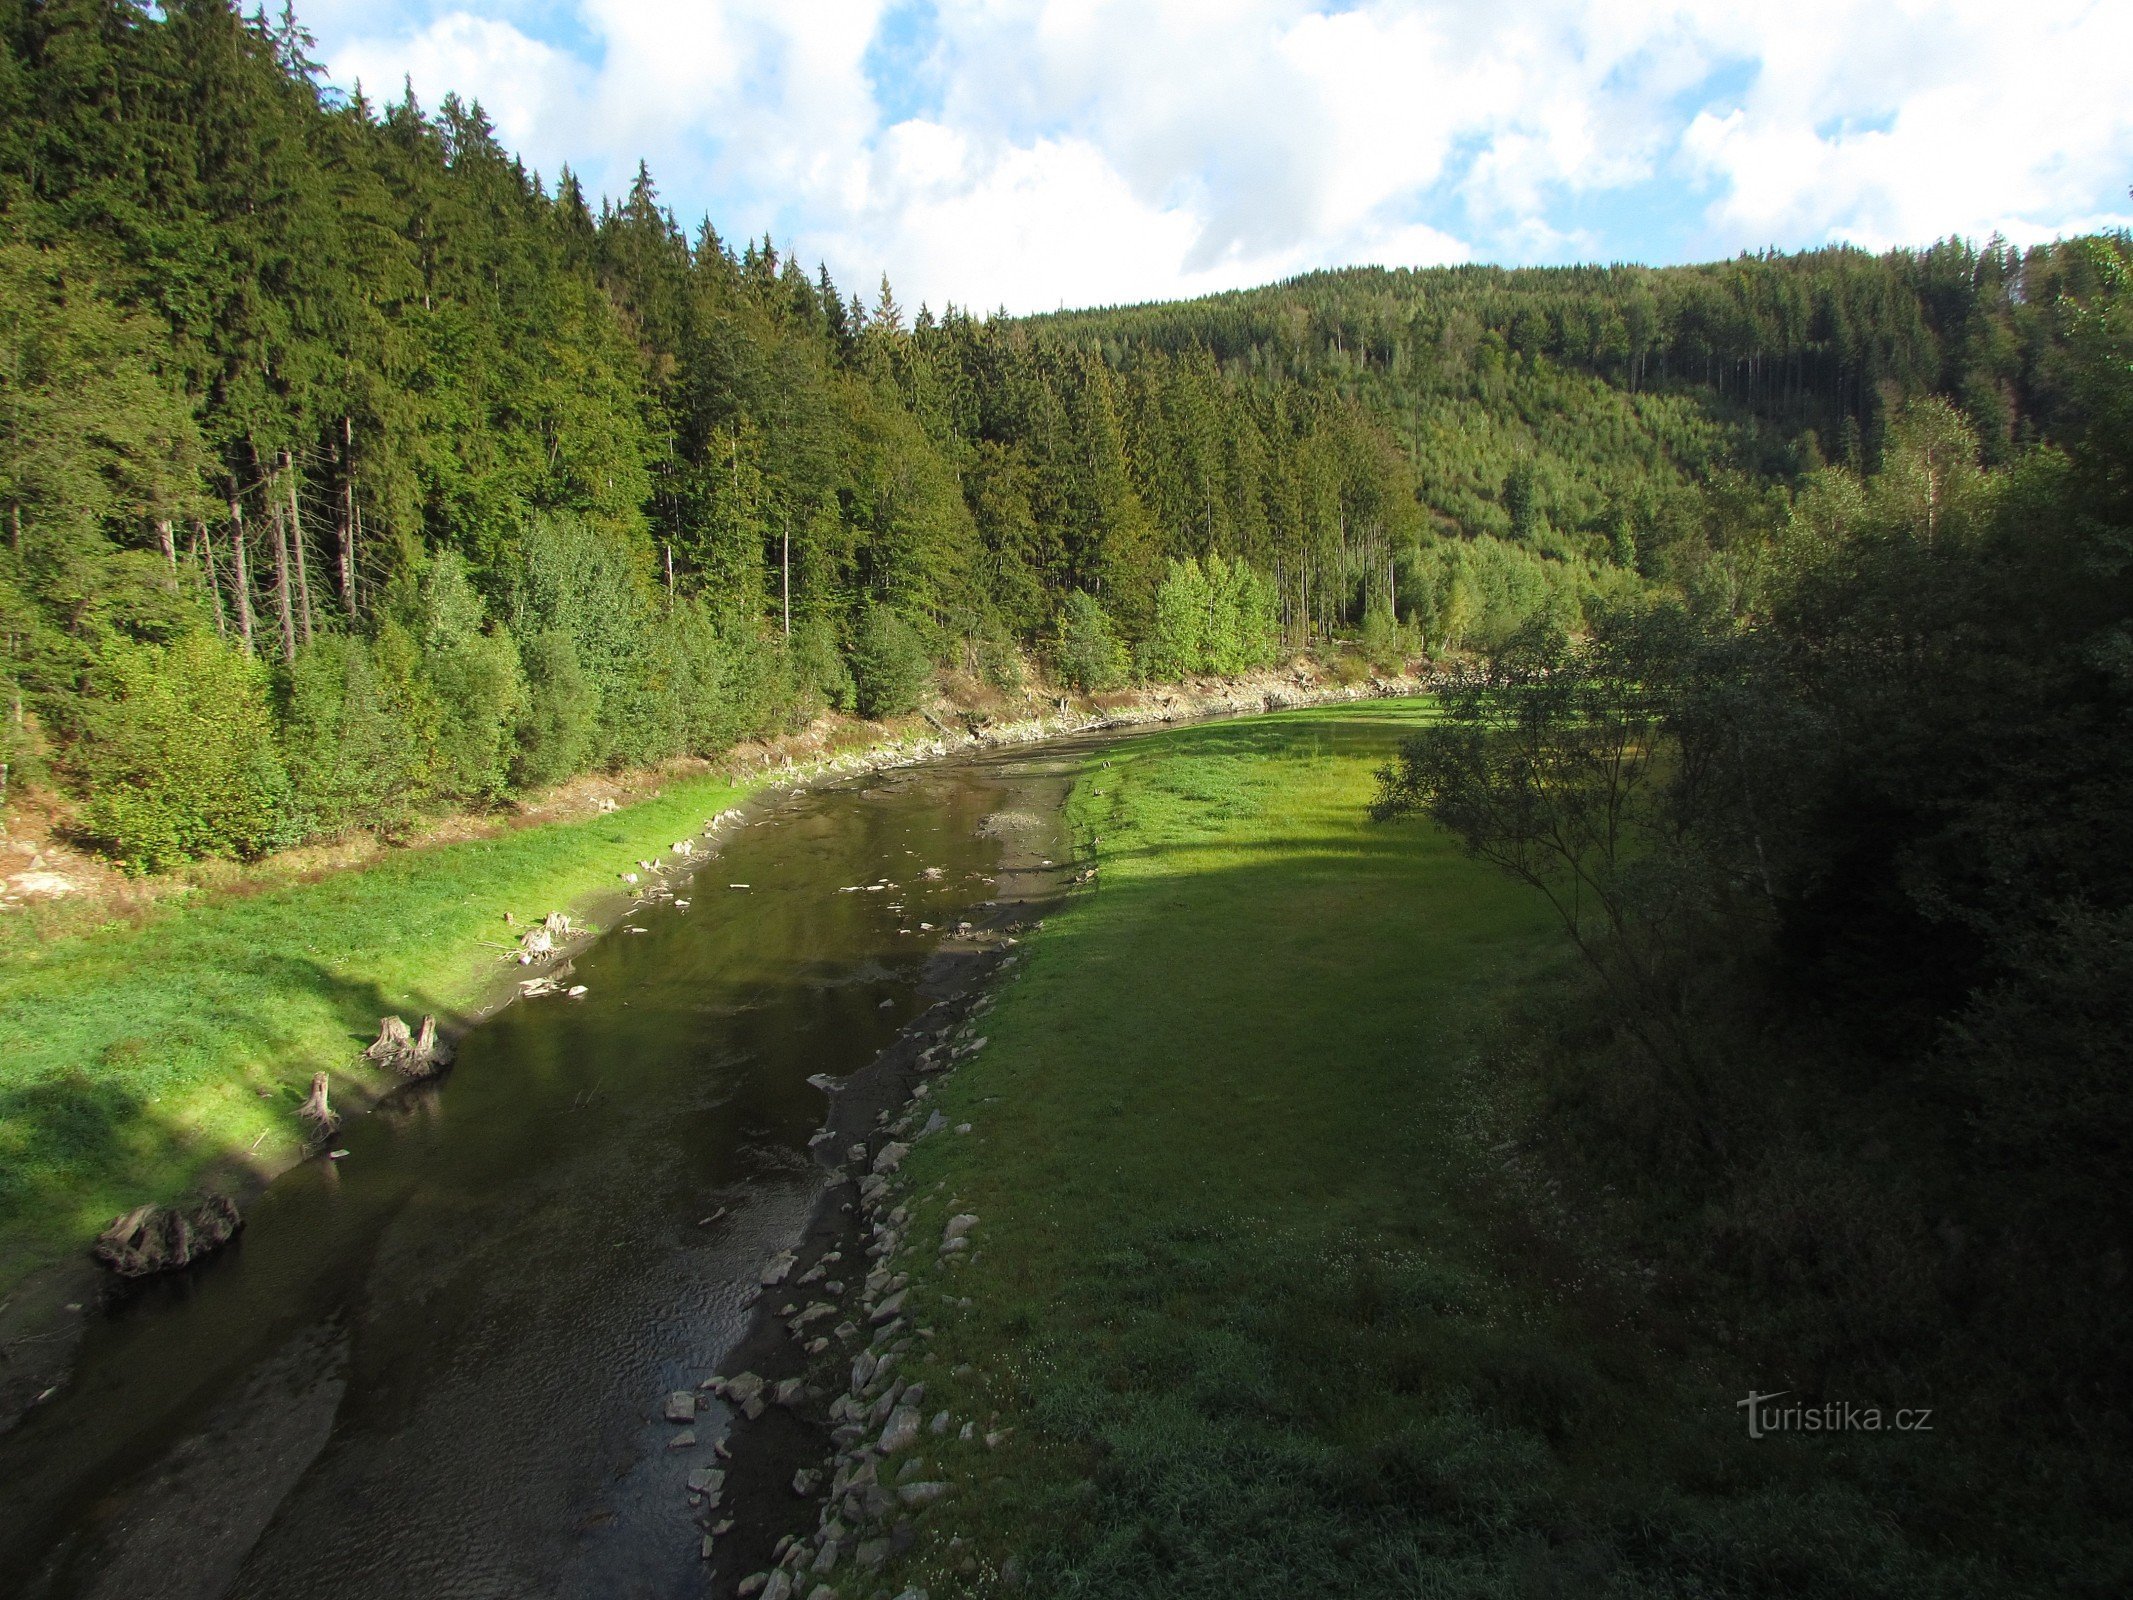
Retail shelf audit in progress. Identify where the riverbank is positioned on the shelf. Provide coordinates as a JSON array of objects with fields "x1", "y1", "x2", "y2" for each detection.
[
  {"x1": 747, "y1": 702, "x2": 2022, "y2": 1598},
  {"x1": 0, "y1": 661, "x2": 1422, "y2": 1423}
]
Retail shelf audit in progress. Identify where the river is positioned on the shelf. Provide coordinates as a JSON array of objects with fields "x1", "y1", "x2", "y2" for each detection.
[{"x1": 0, "y1": 739, "x2": 1085, "y2": 1599}]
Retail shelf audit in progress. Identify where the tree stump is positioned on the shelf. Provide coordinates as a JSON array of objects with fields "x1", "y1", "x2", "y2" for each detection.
[
  {"x1": 300, "y1": 1071, "x2": 340, "y2": 1137},
  {"x1": 364, "y1": 1015, "x2": 414, "y2": 1067},
  {"x1": 94, "y1": 1195, "x2": 243, "y2": 1277},
  {"x1": 363, "y1": 1014, "x2": 452, "y2": 1079}
]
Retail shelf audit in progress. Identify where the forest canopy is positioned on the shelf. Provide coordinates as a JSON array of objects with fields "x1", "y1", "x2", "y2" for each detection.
[{"x1": 2, "y1": 0, "x2": 2126, "y2": 871}]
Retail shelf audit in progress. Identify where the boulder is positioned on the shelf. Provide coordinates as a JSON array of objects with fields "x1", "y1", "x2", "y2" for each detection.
[
  {"x1": 94, "y1": 1195, "x2": 243, "y2": 1278},
  {"x1": 665, "y1": 1391, "x2": 697, "y2": 1422},
  {"x1": 877, "y1": 1405, "x2": 922, "y2": 1453}
]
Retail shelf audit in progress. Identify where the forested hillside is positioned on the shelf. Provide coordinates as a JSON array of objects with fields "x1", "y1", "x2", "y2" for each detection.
[{"x1": 1, "y1": 0, "x2": 2122, "y2": 874}]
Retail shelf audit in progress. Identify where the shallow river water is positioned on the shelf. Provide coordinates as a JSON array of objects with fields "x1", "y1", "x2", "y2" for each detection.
[{"x1": 0, "y1": 741, "x2": 1085, "y2": 1599}]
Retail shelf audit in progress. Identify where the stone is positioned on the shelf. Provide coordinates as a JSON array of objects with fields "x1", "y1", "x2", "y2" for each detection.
[
  {"x1": 668, "y1": 1429, "x2": 696, "y2": 1450},
  {"x1": 941, "y1": 1213, "x2": 979, "y2": 1245},
  {"x1": 686, "y1": 1466, "x2": 727, "y2": 1497},
  {"x1": 929, "y1": 1410, "x2": 952, "y2": 1435},
  {"x1": 810, "y1": 1539, "x2": 839, "y2": 1573},
  {"x1": 793, "y1": 1467, "x2": 822, "y2": 1496},
  {"x1": 738, "y1": 1576, "x2": 768, "y2": 1598},
  {"x1": 877, "y1": 1405, "x2": 922, "y2": 1453},
  {"x1": 898, "y1": 1481, "x2": 951, "y2": 1507},
  {"x1": 665, "y1": 1391, "x2": 697, "y2": 1423},
  {"x1": 774, "y1": 1377, "x2": 805, "y2": 1406},
  {"x1": 760, "y1": 1249, "x2": 798, "y2": 1286},
  {"x1": 851, "y1": 1350, "x2": 877, "y2": 1388},
  {"x1": 870, "y1": 1289, "x2": 907, "y2": 1323},
  {"x1": 920, "y1": 1111, "x2": 947, "y2": 1137},
  {"x1": 856, "y1": 1538, "x2": 892, "y2": 1570},
  {"x1": 759, "y1": 1573, "x2": 791, "y2": 1600},
  {"x1": 724, "y1": 1372, "x2": 766, "y2": 1409},
  {"x1": 959, "y1": 1421, "x2": 975, "y2": 1441}
]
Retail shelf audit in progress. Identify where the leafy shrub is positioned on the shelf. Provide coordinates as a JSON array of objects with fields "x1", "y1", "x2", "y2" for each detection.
[
  {"x1": 1145, "y1": 556, "x2": 1282, "y2": 679},
  {"x1": 410, "y1": 553, "x2": 526, "y2": 803},
  {"x1": 851, "y1": 603, "x2": 933, "y2": 719},
  {"x1": 75, "y1": 632, "x2": 290, "y2": 871},
  {"x1": 1053, "y1": 590, "x2": 1128, "y2": 692},
  {"x1": 513, "y1": 629, "x2": 599, "y2": 789},
  {"x1": 791, "y1": 613, "x2": 856, "y2": 714},
  {"x1": 1144, "y1": 557, "x2": 1213, "y2": 679},
  {"x1": 282, "y1": 634, "x2": 429, "y2": 835}
]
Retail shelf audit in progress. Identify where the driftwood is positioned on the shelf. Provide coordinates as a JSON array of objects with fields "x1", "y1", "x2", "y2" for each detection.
[
  {"x1": 363, "y1": 1014, "x2": 454, "y2": 1079},
  {"x1": 300, "y1": 1071, "x2": 340, "y2": 1137},
  {"x1": 95, "y1": 1195, "x2": 242, "y2": 1278}
]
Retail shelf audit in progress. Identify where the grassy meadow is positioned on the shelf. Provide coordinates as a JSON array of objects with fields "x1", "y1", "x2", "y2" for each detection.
[
  {"x1": 0, "y1": 770, "x2": 750, "y2": 1291},
  {"x1": 857, "y1": 703, "x2": 2014, "y2": 1599}
]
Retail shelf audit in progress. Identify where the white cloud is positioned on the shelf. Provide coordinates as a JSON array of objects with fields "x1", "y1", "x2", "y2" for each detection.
[{"x1": 315, "y1": 1, "x2": 2133, "y2": 313}]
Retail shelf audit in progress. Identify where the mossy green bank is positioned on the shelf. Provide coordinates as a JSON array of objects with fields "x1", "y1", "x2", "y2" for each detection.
[{"x1": 0, "y1": 771, "x2": 751, "y2": 1292}]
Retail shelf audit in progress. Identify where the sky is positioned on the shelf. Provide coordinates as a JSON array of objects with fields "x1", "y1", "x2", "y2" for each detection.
[{"x1": 299, "y1": 0, "x2": 2133, "y2": 316}]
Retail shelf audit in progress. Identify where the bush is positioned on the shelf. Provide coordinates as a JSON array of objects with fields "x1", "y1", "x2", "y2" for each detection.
[
  {"x1": 410, "y1": 553, "x2": 526, "y2": 803},
  {"x1": 513, "y1": 629, "x2": 599, "y2": 789},
  {"x1": 1144, "y1": 557, "x2": 1213, "y2": 679},
  {"x1": 851, "y1": 603, "x2": 933, "y2": 720},
  {"x1": 282, "y1": 634, "x2": 429, "y2": 835},
  {"x1": 1145, "y1": 556, "x2": 1281, "y2": 679},
  {"x1": 791, "y1": 613, "x2": 856, "y2": 714},
  {"x1": 1053, "y1": 590, "x2": 1128, "y2": 692},
  {"x1": 75, "y1": 632, "x2": 290, "y2": 871}
]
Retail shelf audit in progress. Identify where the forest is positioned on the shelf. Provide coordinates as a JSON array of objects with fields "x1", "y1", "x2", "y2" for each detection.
[{"x1": 1, "y1": 0, "x2": 2125, "y2": 876}]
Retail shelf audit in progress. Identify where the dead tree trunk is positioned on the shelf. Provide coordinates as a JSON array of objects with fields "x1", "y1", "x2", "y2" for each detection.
[
  {"x1": 338, "y1": 415, "x2": 358, "y2": 617},
  {"x1": 282, "y1": 450, "x2": 315, "y2": 645},
  {"x1": 193, "y1": 519, "x2": 227, "y2": 636},
  {"x1": 264, "y1": 458, "x2": 297, "y2": 664},
  {"x1": 227, "y1": 483, "x2": 255, "y2": 654},
  {"x1": 300, "y1": 1072, "x2": 340, "y2": 1139}
]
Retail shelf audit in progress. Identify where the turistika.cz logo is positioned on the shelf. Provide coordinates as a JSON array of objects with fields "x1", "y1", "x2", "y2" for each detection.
[{"x1": 1736, "y1": 1390, "x2": 1934, "y2": 1438}]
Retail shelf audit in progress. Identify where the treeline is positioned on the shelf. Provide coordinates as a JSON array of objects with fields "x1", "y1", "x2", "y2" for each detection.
[
  {"x1": 1376, "y1": 238, "x2": 2133, "y2": 1466},
  {"x1": 1, "y1": 0, "x2": 2119, "y2": 873}
]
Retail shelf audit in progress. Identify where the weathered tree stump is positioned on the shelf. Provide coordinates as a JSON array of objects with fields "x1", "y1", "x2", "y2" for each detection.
[
  {"x1": 364, "y1": 1015, "x2": 414, "y2": 1066},
  {"x1": 94, "y1": 1195, "x2": 243, "y2": 1277},
  {"x1": 300, "y1": 1071, "x2": 340, "y2": 1137},
  {"x1": 363, "y1": 1014, "x2": 452, "y2": 1079}
]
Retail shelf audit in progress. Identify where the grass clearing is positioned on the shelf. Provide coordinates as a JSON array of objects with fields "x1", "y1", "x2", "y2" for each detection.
[
  {"x1": 0, "y1": 770, "x2": 751, "y2": 1291},
  {"x1": 856, "y1": 702, "x2": 2010, "y2": 1598}
]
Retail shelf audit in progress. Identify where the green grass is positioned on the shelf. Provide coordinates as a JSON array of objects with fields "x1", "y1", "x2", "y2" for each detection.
[
  {"x1": 0, "y1": 770, "x2": 751, "y2": 1291},
  {"x1": 852, "y1": 703, "x2": 2010, "y2": 1598}
]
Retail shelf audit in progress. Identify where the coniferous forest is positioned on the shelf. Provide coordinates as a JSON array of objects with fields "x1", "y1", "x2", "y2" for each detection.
[{"x1": 0, "y1": 0, "x2": 2124, "y2": 883}]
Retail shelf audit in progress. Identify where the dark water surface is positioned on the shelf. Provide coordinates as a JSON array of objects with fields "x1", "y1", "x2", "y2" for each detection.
[{"x1": 0, "y1": 743, "x2": 1083, "y2": 1599}]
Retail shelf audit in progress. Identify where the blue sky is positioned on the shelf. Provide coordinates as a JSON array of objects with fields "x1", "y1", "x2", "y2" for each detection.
[{"x1": 300, "y1": 0, "x2": 2133, "y2": 315}]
